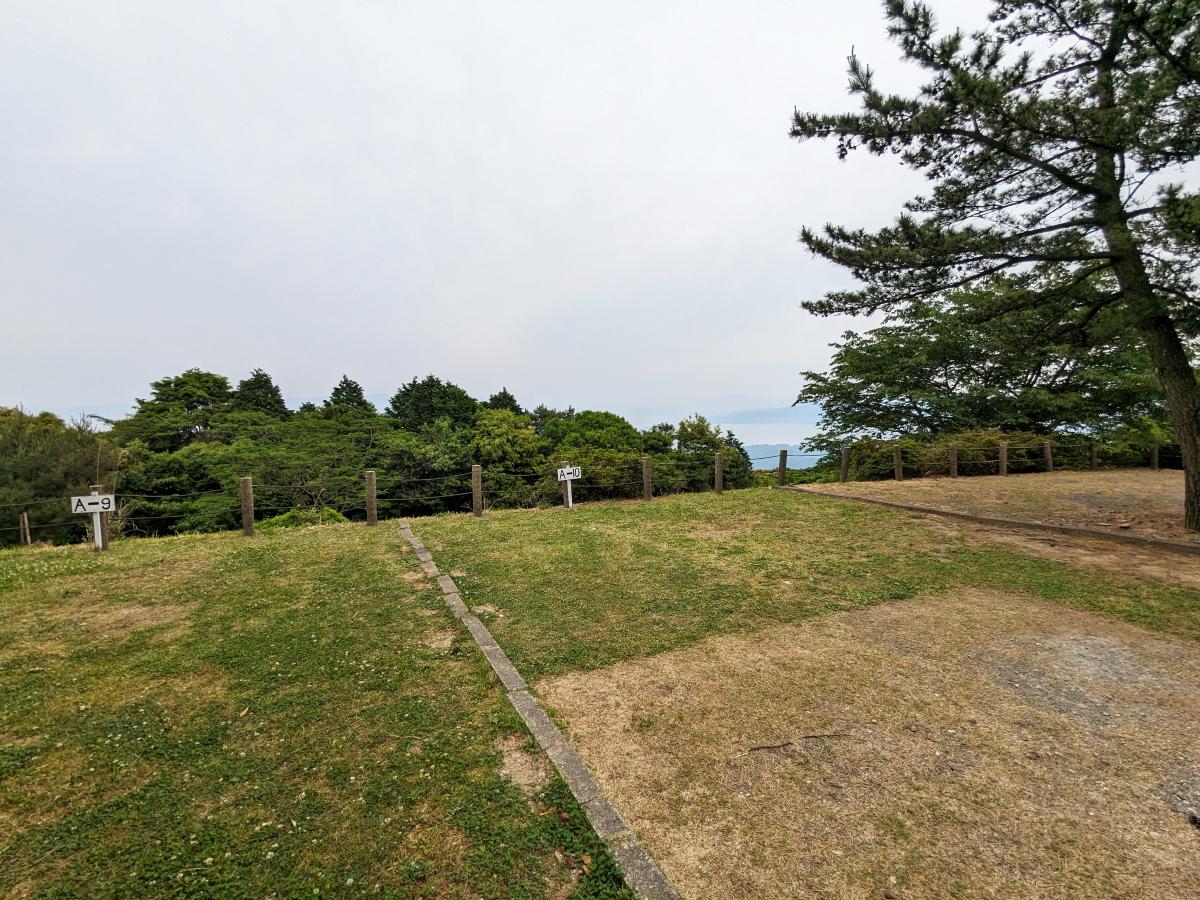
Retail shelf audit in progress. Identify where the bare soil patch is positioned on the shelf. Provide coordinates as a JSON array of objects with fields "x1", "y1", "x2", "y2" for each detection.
[
  {"x1": 807, "y1": 469, "x2": 1193, "y2": 543},
  {"x1": 420, "y1": 629, "x2": 457, "y2": 651},
  {"x1": 496, "y1": 733, "x2": 552, "y2": 795},
  {"x1": 920, "y1": 515, "x2": 1200, "y2": 590},
  {"x1": 540, "y1": 590, "x2": 1200, "y2": 899}
]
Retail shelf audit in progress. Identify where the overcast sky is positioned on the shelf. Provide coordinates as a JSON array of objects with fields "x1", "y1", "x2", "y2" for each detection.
[{"x1": 2, "y1": 0, "x2": 999, "y2": 444}]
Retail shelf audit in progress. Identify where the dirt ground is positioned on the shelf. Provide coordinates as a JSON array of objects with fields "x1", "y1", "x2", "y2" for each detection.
[
  {"x1": 540, "y1": 591, "x2": 1200, "y2": 899},
  {"x1": 805, "y1": 469, "x2": 1194, "y2": 543},
  {"x1": 920, "y1": 514, "x2": 1200, "y2": 591}
]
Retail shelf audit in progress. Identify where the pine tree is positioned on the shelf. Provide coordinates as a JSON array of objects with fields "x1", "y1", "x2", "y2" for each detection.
[
  {"x1": 324, "y1": 375, "x2": 375, "y2": 413},
  {"x1": 231, "y1": 369, "x2": 290, "y2": 418},
  {"x1": 791, "y1": 0, "x2": 1200, "y2": 527},
  {"x1": 385, "y1": 376, "x2": 478, "y2": 430},
  {"x1": 484, "y1": 387, "x2": 523, "y2": 415}
]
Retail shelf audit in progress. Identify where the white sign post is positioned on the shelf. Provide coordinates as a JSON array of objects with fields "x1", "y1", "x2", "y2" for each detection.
[
  {"x1": 71, "y1": 492, "x2": 114, "y2": 549},
  {"x1": 556, "y1": 465, "x2": 582, "y2": 509}
]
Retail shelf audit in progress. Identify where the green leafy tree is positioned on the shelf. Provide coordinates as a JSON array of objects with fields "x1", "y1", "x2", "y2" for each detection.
[
  {"x1": 484, "y1": 387, "x2": 523, "y2": 415},
  {"x1": 110, "y1": 369, "x2": 232, "y2": 452},
  {"x1": 543, "y1": 411, "x2": 643, "y2": 453},
  {"x1": 386, "y1": 376, "x2": 478, "y2": 430},
  {"x1": 529, "y1": 404, "x2": 575, "y2": 435},
  {"x1": 324, "y1": 375, "x2": 375, "y2": 414},
  {"x1": 471, "y1": 409, "x2": 543, "y2": 469},
  {"x1": 0, "y1": 409, "x2": 116, "y2": 546},
  {"x1": 799, "y1": 284, "x2": 1167, "y2": 447},
  {"x1": 790, "y1": 0, "x2": 1200, "y2": 527},
  {"x1": 231, "y1": 369, "x2": 290, "y2": 418},
  {"x1": 676, "y1": 415, "x2": 722, "y2": 455},
  {"x1": 642, "y1": 423, "x2": 677, "y2": 454},
  {"x1": 471, "y1": 408, "x2": 545, "y2": 505}
]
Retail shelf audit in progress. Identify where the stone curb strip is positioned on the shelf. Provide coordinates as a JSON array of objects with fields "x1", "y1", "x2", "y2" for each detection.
[
  {"x1": 399, "y1": 523, "x2": 681, "y2": 900},
  {"x1": 787, "y1": 486, "x2": 1200, "y2": 556}
]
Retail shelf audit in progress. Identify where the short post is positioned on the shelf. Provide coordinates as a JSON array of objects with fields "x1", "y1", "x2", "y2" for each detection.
[
  {"x1": 1090, "y1": 441, "x2": 1098, "y2": 470},
  {"x1": 641, "y1": 456, "x2": 652, "y2": 501},
  {"x1": 1043, "y1": 440, "x2": 1054, "y2": 473},
  {"x1": 471, "y1": 464, "x2": 483, "y2": 517},
  {"x1": 365, "y1": 470, "x2": 378, "y2": 526},
  {"x1": 999, "y1": 441, "x2": 1008, "y2": 476},
  {"x1": 1151, "y1": 442, "x2": 1160, "y2": 471},
  {"x1": 90, "y1": 483, "x2": 109, "y2": 550},
  {"x1": 840, "y1": 447, "x2": 851, "y2": 483},
  {"x1": 948, "y1": 445, "x2": 958, "y2": 478},
  {"x1": 560, "y1": 460, "x2": 570, "y2": 506},
  {"x1": 777, "y1": 449, "x2": 788, "y2": 486},
  {"x1": 19, "y1": 511, "x2": 30, "y2": 546},
  {"x1": 893, "y1": 447, "x2": 903, "y2": 481},
  {"x1": 714, "y1": 451, "x2": 724, "y2": 494},
  {"x1": 240, "y1": 476, "x2": 255, "y2": 537}
]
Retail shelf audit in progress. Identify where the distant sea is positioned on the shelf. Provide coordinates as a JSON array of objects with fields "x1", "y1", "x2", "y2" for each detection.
[{"x1": 743, "y1": 444, "x2": 827, "y2": 470}]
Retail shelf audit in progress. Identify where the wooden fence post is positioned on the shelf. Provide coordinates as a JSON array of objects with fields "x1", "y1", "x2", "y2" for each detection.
[
  {"x1": 471, "y1": 465, "x2": 483, "y2": 517},
  {"x1": 365, "y1": 470, "x2": 377, "y2": 526},
  {"x1": 893, "y1": 447, "x2": 903, "y2": 481},
  {"x1": 999, "y1": 441, "x2": 1008, "y2": 476},
  {"x1": 777, "y1": 449, "x2": 787, "y2": 486},
  {"x1": 949, "y1": 445, "x2": 958, "y2": 478},
  {"x1": 642, "y1": 456, "x2": 652, "y2": 501},
  {"x1": 90, "y1": 483, "x2": 109, "y2": 550},
  {"x1": 1043, "y1": 441, "x2": 1054, "y2": 473},
  {"x1": 714, "y1": 451, "x2": 724, "y2": 494},
  {"x1": 19, "y1": 512, "x2": 30, "y2": 546},
  {"x1": 1090, "y1": 441, "x2": 1098, "y2": 470},
  {"x1": 240, "y1": 477, "x2": 255, "y2": 537},
  {"x1": 1151, "y1": 442, "x2": 1160, "y2": 471},
  {"x1": 840, "y1": 448, "x2": 851, "y2": 483}
]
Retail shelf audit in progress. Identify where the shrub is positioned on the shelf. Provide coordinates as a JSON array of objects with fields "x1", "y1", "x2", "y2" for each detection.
[{"x1": 258, "y1": 507, "x2": 350, "y2": 530}]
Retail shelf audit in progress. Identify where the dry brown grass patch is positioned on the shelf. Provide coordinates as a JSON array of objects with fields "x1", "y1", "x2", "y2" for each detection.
[
  {"x1": 540, "y1": 590, "x2": 1200, "y2": 899},
  {"x1": 924, "y1": 515, "x2": 1200, "y2": 590},
  {"x1": 807, "y1": 469, "x2": 1192, "y2": 542},
  {"x1": 69, "y1": 602, "x2": 196, "y2": 638},
  {"x1": 0, "y1": 746, "x2": 155, "y2": 840},
  {"x1": 496, "y1": 734, "x2": 551, "y2": 796},
  {"x1": 421, "y1": 630, "x2": 456, "y2": 651}
]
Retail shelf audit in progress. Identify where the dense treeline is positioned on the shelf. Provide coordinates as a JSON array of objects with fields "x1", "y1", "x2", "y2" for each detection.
[{"x1": 1, "y1": 371, "x2": 752, "y2": 547}]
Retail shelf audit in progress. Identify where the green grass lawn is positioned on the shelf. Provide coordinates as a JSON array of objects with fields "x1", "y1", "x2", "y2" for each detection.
[
  {"x1": 0, "y1": 522, "x2": 629, "y2": 898},
  {"x1": 6, "y1": 488, "x2": 1198, "y2": 898},
  {"x1": 416, "y1": 488, "x2": 1200, "y2": 679}
]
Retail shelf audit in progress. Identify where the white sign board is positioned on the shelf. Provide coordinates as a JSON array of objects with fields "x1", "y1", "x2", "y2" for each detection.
[
  {"x1": 71, "y1": 494, "x2": 114, "y2": 549},
  {"x1": 556, "y1": 466, "x2": 581, "y2": 509},
  {"x1": 71, "y1": 494, "x2": 115, "y2": 513}
]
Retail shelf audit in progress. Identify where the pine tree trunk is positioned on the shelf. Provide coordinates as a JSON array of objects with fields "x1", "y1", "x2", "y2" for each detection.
[
  {"x1": 1136, "y1": 314, "x2": 1200, "y2": 532},
  {"x1": 1100, "y1": 214, "x2": 1200, "y2": 532}
]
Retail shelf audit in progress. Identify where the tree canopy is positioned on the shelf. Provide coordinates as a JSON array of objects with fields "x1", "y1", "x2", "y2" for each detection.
[
  {"x1": 791, "y1": 0, "x2": 1200, "y2": 526},
  {"x1": 386, "y1": 376, "x2": 478, "y2": 430},
  {"x1": 231, "y1": 369, "x2": 290, "y2": 419},
  {"x1": 324, "y1": 375, "x2": 375, "y2": 414},
  {"x1": 1, "y1": 371, "x2": 754, "y2": 546},
  {"x1": 799, "y1": 280, "x2": 1167, "y2": 446}
]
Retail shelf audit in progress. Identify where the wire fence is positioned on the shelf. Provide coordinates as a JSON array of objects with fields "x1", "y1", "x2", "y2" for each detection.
[
  {"x1": 827, "y1": 438, "x2": 1180, "y2": 484},
  {"x1": 3, "y1": 449, "x2": 751, "y2": 544},
  {"x1": 4, "y1": 438, "x2": 1182, "y2": 548}
]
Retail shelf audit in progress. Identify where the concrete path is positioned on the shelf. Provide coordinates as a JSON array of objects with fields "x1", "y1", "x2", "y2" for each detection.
[{"x1": 399, "y1": 522, "x2": 680, "y2": 900}]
